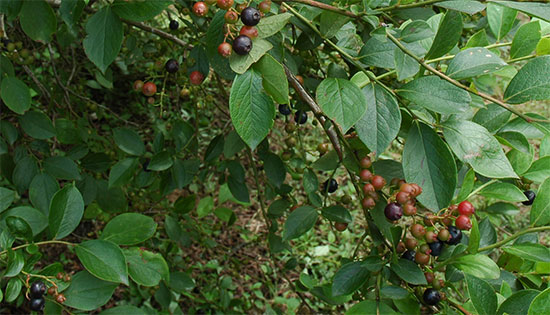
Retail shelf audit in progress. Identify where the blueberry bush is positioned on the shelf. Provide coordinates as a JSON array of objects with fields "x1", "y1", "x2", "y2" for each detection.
[{"x1": 1, "y1": 0, "x2": 550, "y2": 314}]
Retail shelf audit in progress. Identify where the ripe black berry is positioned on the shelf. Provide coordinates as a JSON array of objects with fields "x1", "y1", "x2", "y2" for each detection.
[
  {"x1": 30, "y1": 281, "x2": 46, "y2": 298},
  {"x1": 423, "y1": 288, "x2": 441, "y2": 305},
  {"x1": 445, "y1": 226, "x2": 462, "y2": 245},
  {"x1": 294, "y1": 110, "x2": 307, "y2": 124},
  {"x1": 232, "y1": 35, "x2": 252, "y2": 55},
  {"x1": 384, "y1": 202, "x2": 403, "y2": 221},
  {"x1": 165, "y1": 59, "x2": 179, "y2": 73},
  {"x1": 169, "y1": 20, "x2": 179, "y2": 30},
  {"x1": 30, "y1": 297, "x2": 45, "y2": 311},
  {"x1": 324, "y1": 179, "x2": 338, "y2": 193},
  {"x1": 402, "y1": 250, "x2": 415, "y2": 261},
  {"x1": 522, "y1": 190, "x2": 536, "y2": 206},
  {"x1": 429, "y1": 241, "x2": 444, "y2": 256},
  {"x1": 279, "y1": 104, "x2": 291, "y2": 115},
  {"x1": 241, "y1": 7, "x2": 261, "y2": 26}
]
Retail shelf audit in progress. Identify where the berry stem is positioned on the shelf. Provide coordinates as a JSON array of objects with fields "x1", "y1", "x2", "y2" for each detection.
[{"x1": 0, "y1": 240, "x2": 75, "y2": 256}]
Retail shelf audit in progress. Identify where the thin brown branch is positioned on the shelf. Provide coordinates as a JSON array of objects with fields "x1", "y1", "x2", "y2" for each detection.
[
  {"x1": 22, "y1": 65, "x2": 51, "y2": 100},
  {"x1": 122, "y1": 19, "x2": 191, "y2": 49},
  {"x1": 277, "y1": 0, "x2": 359, "y2": 18}
]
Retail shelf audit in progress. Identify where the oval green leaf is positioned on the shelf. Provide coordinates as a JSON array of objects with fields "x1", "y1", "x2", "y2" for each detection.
[
  {"x1": 75, "y1": 240, "x2": 128, "y2": 285},
  {"x1": 101, "y1": 213, "x2": 157, "y2": 245}
]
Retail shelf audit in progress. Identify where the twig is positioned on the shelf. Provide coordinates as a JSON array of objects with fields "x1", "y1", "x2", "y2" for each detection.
[
  {"x1": 47, "y1": 43, "x2": 76, "y2": 116},
  {"x1": 278, "y1": 0, "x2": 359, "y2": 18},
  {"x1": 447, "y1": 298, "x2": 474, "y2": 315},
  {"x1": 22, "y1": 65, "x2": 51, "y2": 100},
  {"x1": 385, "y1": 30, "x2": 550, "y2": 124},
  {"x1": 122, "y1": 19, "x2": 191, "y2": 49},
  {"x1": 377, "y1": 0, "x2": 445, "y2": 12}
]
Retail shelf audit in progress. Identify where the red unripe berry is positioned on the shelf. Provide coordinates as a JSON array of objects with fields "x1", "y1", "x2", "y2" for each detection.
[
  {"x1": 400, "y1": 183, "x2": 415, "y2": 194},
  {"x1": 425, "y1": 272, "x2": 435, "y2": 283},
  {"x1": 216, "y1": 0, "x2": 233, "y2": 10},
  {"x1": 405, "y1": 237, "x2": 417, "y2": 250},
  {"x1": 190, "y1": 71, "x2": 205, "y2": 85},
  {"x1": 410, "y1": 224, "x2": 426, "y2": 238},
  {"x1": 239, "y1": 26, "x2": 258, "y2": 39},
  {"x1": 396, "y1": 241, "x2": 406, "y2": 253},
  {"x1": 334, "y1": 222, "x2": 348, "y2": 231},
  {"x1": 362, "y1": 183, "x2": 375, "y2": 194},
  {"x1": 441, "y1": 217, "x2": 452, "y2": 226},
  {"x1": 224, "y1": 10, "x2": 239, "y2": 24},
  {"x1": 411, "y1": 183, "x2": 422, "y2": 196},
  {"x1": 142, "y1": 82, "x2": 157, "y2": 96},
  {"x1": 425, "y1": 230, "x2": 438, "y2": 243},
  {"x1": 415, "y1": 252, "x2": 430, "y2": 265},
  {"x1": 258, "y1": 0, "x2": 271, "y2": 13},
  {"x1": 455, "y1": 215, "x2": 472, "y2": 230},
  {"x1": 218, "y1": 42, "x2": 232, "y2": 58},
  {"x1": 438, "y1": 229, "x2": 450, "y2": 241},
  {"x1": 193, "y1": 2, "x2": 208, "y2": 16},
  {"x1": 419, "y1": 243, "x2": 431, "y2": 254},
  {"x1": 295, "y1": 75, "x2": 304, "y2": 85},
  {"x1": 359, "y1": 169, "x2": 373, "y2": 182},
  {"x1": 371, "y1": 175, "x2": 386, "y2": 190},
  {"x1": 396, "y1": 191, "x2": 410, "y2": 205},
  {"x1": 458, "y1": 201, "x2": 475, "y2": 216},
  {"x1": 362, "y1": 197, "x2": 376, "y2": 209},
  {"x1": 133, "y1": 80, "x2": 144, "y2": 91},
  {"x1": 147, "y1": 97, "x2": 155, "y2": 104},
  {"x1": 236, "y1": 3, "x2": 247, "y2": 12},
  {"x1": 403, "y1": 202, "x2": 417, "y2": 216},
  {"x1": 360, "y1": 156, "x2": 372, "y2": 169}
]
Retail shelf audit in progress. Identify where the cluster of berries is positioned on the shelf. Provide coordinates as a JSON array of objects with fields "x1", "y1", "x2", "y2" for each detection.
[
  {"x1": 1, "y1": 39, "x2": 35, "y2": 65},
  {"x1": 357, "y1": 156, "x2": 388, "y2": 210},
  {"x1": 28, "y1": 278, "x2": 67, "y2": 311},
  {"x1": 192, "y1": 0, "x2": 271, "y2": 57}
]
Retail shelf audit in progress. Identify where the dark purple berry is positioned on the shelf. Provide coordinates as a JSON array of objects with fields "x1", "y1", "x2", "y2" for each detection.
[
  {"x1": 428, "y1": 241, "x2": 444, "y2": 256},
  {"x1": 522, "y1": 190, "x2": 535, "y2": 205},
  {"x1": 445, "y1": 226, "x2": 462, "y2": 245},
  {"x1": 165, "y1": 59, "x2": 179, "y2": 73},
  {"x1": 423, "y1": 288, "x2": 441, "y2": 305},
  {"x1": 384, "y1": 202, "x2": 403, "y2": 221},
  {"x1": 278, "y1": 104, "x2": 291, "y2": 115},
  {"x1": 324, "y1": 179, "x2": 338, "y2": 193},
  {"x1": 232, "y1": 35, "x2": 252, "y2": 55},
  {"x1": 241, "y1": 7, "x2": 261, "y2": 26},
  {"x1": 30, "y1": 297, "x2": 45, "y2": 311},
  {"x1": 30, "y1": 281, "x2": 46, "y2": 298},
  {"x1": 169, "y1": 20, "x2": 179, "y2": 30},
  {"x1": 402, "y1": 250, "x2": 415, "y2": 261},
  {"x1": 294, "y1": 110, "x2": 307, "y2": 124}
]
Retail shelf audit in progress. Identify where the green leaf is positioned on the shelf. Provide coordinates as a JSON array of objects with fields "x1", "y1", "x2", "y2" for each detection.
[
  {"x1": 49, "y1": 184, "x2": 84, "y2": 239},
  {"x1": 503, "y1": 243, "x2": 550, "y2": 262},
  {"x1": 101, "y1": 213, "x2": 156, "y2": 245},
  {"x1": 403, "y1": 122, "x2": 457, "y2": 211},
  {"x1": 29, "y1": 173, "x2": 59, "y2": 215},
  {"x1": 487, "y1": 2, "x2": 517, "y2": 40},
  {"x1": 44, "y1": 156, "x2": 81, "y2": 180},
  {"x1": 446, "y1": 47, "x2": 507, "y2": 80},
  {"x1": 0, "y1": 77, "x2": 31, "y2": 114},
  {"x1": 123, "y1": 247, "x2": 169, "y2": 287},
  {"x1": 229, "y1": 69, "x2": 274, "y2": 150},
  {"x1": 346, "y1": 300, "x2": 398, "y2": 315},
  {"x1": 4, "y1": 278, "x2": 22, "y2": 303},
  {"x1": 147, "y1": 151, "x2": 173, "y2": 171},
  {"x1": 504, "y1": 56, "x2": 550, "y2": 104},
  {"x1": 528, "y1": 287, "x2": 550, "y2": 315},
  {"x1": 197, "y1": 196, "x2": 214, "y2": 219},
  {"x1": 436, "y1": 1, "x2": 486, "y2": 15},
  {"x1": 6, "y1": 216, "x2": 33, "y2": 240},
  {"x1": 113, "y1": 128, "x2": 145, "y2": 156},
  {"x1": 468, "y1": 216, "x2": 480, "y2": 253},
  {"x1": 394, "y1": 48, "x2": 420, "y2": 81},
  {"x1": 497, "y1": 290, "x2": 540, "y2": 315},
  {"x1": 316, "y1": 78, "x2": 368, "y2": 132},
  {"x1": 443, "y1": 119, "x2": 517, "y2": 178},
  {"x1": 390, "y1": 259, "x2": 427, "y2": 285},
  {"x1": 530, "y1": 177, "x2": 550, "y2": 226},
  {"x1": 283, "y1": 206, "x2": 318, "y2": 241},
  {"x1": 257, "y1": 12, "x2": 292, "y2": 39},
  {"x1": 229, "y1": 38, "x2": 273, "y2": 74},
  {"x1": 19, "y1": 0, "x2": 57, "y2": 42},
  {"x1": 510, "y1": 21, "x2": 541, "y2": 59},
  {"x1": 522, "y1": 156, "x2": 550, "y2": 183},
  {"x1": 100, "y1": 306, "x2": 147, "y2": 315},
  {"x1": 75, "y1": 240, "x2": 128, "y2": 285},
  {"x1": 63, "y1": 271, "x2": 118, "y2": 311},
  {"x1": 473, "y1": 103, "x2": 512, "y2": 134},
  {"x1": 490, "y1": 1, "x2": 550, "y2": 24},
  {"x1": 206, "y1": 11, "x2": 235, "y2": 80},
  {"x1": 253, "y1": 54, "x2": 289, "y2": 104},
  {"x1": 4, "y1": 249, "x2": 24, "y2": 277},
  {"x1": 332, "y1": 262, "x2": 369, "y2": 296},
  {"x1": 478, "y1": 182, "x2": 528, "y2": 202},
  {"x1": 465, "y1": 29, "x2": 490, "y2": 49},
  {"x1": 478, "y1": 218, "x2": 497, "y2": 250},
  {"x1": 397, "y1": 76, "x2": 471, "y2": 114},
  {"x1": 303, "y1": 168, "x2": 319, "y2": 194},
  {"x1": 320, "y1": 11, "x2": 350, "y2": 39},
  {"x1": 59, "y1": 0, "x2": 85, "y2": 34},
  {"x1": 321, "y1": 205, "x2": 352, "y2": 223},
  {"x1": 108, "y1": 158, "x2": 138, "y2": 188},
  {"x1": 400, "y1": 20, "x2": 434, "y2": 43},
  {"x1": 264, "y1": 153, "x2": 286, "y2": 188},
  {"x1": 0, "y1": 187, "x2": 15, "y2": 213},
  {"x1": 83, "y1": 7, "x2": 123, "y2": 73},
  {"x1": 465, "y1": 274, "x2": 498, "y2": 315},
  {"x1": 452, "y1": 254, "x2": 500, "y2": 279},
  {"x1": 111, "y1": 0, "x2": 172, "y2": 22},
  {"x1": 1, "y1": 206, "x2": 47, "y2": 237},
  {"x1": 359, "y1": 36, "x2": 396, "y2": 69},
  {"x1": 355, "y1": 83, "x2": 401, "y2": 157},
  {"x1": 169, "y1": 272, "x2": 195, "y2": 293},
  {"x1": 18, "y1": 111, "x2": 55, "y2": 139},
  {"x1": 13, "y1": 155, "x2": 38, "y2": 193},
  {"x1": 426, "y1": 10, "x2": 463, "y2": 59}
]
